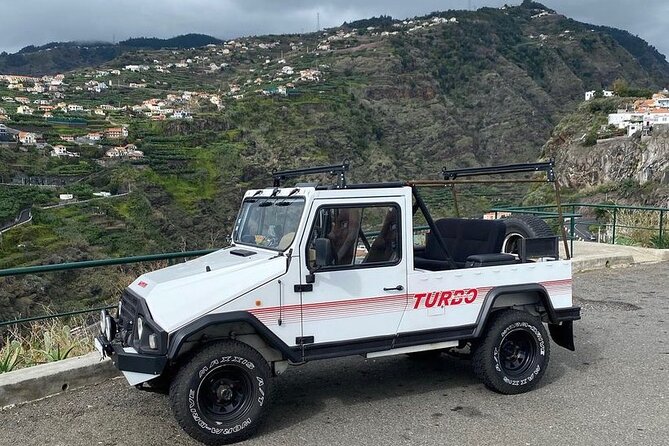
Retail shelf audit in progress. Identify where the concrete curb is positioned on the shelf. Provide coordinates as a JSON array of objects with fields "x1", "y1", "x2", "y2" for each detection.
[
  {"x1": 571, "y1": 254, "x2": 636, "y2": 273},
  {"x1": 0, "y1": 352, "x2": 119, "y2": 408}
]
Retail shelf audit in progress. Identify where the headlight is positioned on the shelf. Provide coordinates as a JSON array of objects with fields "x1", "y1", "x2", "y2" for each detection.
[
  {"x1": 105, "y1": 315, "x2": 115, "y2": 341},
  {"x1": 100, "y1": 310, "x2": 107, "y2": 335},
  {"x1": 137, "y1": 316, "x2": 144, "y2": 339}
]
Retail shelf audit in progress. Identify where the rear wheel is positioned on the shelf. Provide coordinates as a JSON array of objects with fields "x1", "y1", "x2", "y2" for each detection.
[
  {"x1": 472, "y1": 310, "x2": 550, "y2": 394},
  {"x1": 169, "y1": 340, "x2": 272, "y2": 445}
]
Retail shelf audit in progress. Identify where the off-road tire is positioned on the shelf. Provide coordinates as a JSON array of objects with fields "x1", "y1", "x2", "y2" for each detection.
[
  {"x1": 502, "y1": 215, "x2": 554, "y2": 254},
  {"x1": 169, "y1": 340, "x2": 272, "y2": 445},
  {"x1": 472, "y1": 310, "x2": 550, "y2": 394}
]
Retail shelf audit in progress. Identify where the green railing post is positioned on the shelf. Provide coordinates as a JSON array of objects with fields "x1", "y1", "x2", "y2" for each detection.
[
  {"x1": 612, "y1": 207, "x2": 617, "y2": 244},
  {"x1": 659, "y1": 210, "x2": 664, "y2": 246},
  {"x1": 570, "y1": 215, "x2": 575, "y2": 255}
]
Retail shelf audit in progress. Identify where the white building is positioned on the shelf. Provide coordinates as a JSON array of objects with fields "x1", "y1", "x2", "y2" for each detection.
[
  {"x1": 51, "y1": 145, "x2": 80, "y2": 157},
  {"x1": 585, "y1": 90, "x2": 614, "y2": 101},
  {"x1": 17, "y1": 105, "x2": 34, "y2": 115},
  {"x1": 608, "y1": 112, "x2": 643, "y2": 128},
  {"x1": 18, "y1": 131, "x2": 36, "y2": 144}
]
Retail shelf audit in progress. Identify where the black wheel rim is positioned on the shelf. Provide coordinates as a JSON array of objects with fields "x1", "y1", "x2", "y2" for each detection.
[
  {"x1": 499, "y1": 328, "x2": 537, "y2": 377},
  {"x1": 198, "y1": 365, "x2": 254, "y2": 424}
]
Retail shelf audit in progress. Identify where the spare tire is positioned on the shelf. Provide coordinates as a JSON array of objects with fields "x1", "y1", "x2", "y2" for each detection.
[{"x1": 502, "y1": 215, "x2": 554, "y2": 254}]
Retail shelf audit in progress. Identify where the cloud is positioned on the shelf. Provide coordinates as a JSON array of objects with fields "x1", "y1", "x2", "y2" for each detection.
[{"x1": 0, "y1": 0, "x2": 666, "y2": 59}]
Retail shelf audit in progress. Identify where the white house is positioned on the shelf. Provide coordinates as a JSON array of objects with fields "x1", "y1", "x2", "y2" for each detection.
[
  {"x1": 299, "y1": 69, "x2": 321, "y2": 81},
  {"x1": 105, "y1": 144, "x2": 143, "y2": 159},
  {"x1": 655, "y1": 98, "x2": 669, "y2": 108},
  {"x1": 281, "y1": 66, "x2": 294, "y2": 75},
  {"x1": 105, "y1": 127, "x2": 128, "y2": 139},
  {"x1": 18, "y1": 131, "x2": 36, "y2": 144},
  {"x1": 59, "y1": 194, "x2": 74, "y2": 201},
  {"x1": 627, "y1": 123, "x2": 643, "y2": 136},
  {"x1": 67, "y1": 104, "x2": 84, "y2": 112},
  {"x1": 608, "y1": 112, "x2": 643, "y2": 128},
  {"x1": 645, "y1": 110, "x2": 669, "y2": 126},
  {"x1": 585, "y1": 90, "x2": 614, "y2": 101},
  {"x1": 17, "y1": 105, "x2": 34, "y2": 115},
  {"x1": 50, "y1": 145, "x2": 79, "y2": 157}
]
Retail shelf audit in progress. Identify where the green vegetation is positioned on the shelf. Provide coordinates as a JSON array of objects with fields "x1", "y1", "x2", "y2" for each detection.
[
  {"x1": 0, "y1": 187, "x2": 52, "y2": 222},
  {"x1": 0, "y1": 316, "x2": 92, "y2": 373}
]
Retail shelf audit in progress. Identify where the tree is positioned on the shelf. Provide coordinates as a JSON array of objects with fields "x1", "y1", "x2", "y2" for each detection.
[{"x1": 612, "y1": 78, "x2": 629, "y2": 97}]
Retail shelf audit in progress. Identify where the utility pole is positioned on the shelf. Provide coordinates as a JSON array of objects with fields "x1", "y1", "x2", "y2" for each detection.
[{"x1": 317, "y1": 12, "x2": 320, "y2": 32}]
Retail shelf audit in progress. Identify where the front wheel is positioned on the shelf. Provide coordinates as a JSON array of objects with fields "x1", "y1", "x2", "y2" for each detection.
[
  {"x1": 169, "y1": 340, "x2": 272, "y2": 445},
  {"x1": 472, "y1": 310, "x2": 550, "y2": 394}
]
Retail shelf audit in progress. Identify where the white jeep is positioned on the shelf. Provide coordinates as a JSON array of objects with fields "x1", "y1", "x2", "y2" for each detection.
[{"x1": 96, "y1": 161, "x2": 580, "y2": 445}]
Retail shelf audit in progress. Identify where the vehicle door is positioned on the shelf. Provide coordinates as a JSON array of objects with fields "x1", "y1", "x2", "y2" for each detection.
[{"x1": 298, "y1": 197, "x2": 408, "y2": 355}]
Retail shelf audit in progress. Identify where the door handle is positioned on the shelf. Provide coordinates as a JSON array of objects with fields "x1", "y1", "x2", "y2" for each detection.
[{"x1": 383, "y1": 285, "x2": 404, "y2": 291}]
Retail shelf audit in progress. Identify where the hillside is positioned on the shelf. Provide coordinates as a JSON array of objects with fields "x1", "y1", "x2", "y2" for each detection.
[
  {"x1": 0, "y1": 34, "x2": 223, "y2": 76},
  {"x1": 1, "y1": 1, "x2": 669, "y2": 319}
]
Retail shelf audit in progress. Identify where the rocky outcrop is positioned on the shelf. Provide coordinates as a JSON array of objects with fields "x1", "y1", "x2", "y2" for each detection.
[{"x1": 549, "y1": 128, "x2": 669, "y2": 189}]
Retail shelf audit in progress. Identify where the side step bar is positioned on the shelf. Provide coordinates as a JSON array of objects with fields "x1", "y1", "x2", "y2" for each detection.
[{"x1": 365, "y1": 341, "x2": 459, "y2": 359}]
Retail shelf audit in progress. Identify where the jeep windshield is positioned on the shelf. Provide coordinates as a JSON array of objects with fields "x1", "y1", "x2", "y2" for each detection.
[{"x1": 232, "y1": 196, "x2": 305, "y2": 251}]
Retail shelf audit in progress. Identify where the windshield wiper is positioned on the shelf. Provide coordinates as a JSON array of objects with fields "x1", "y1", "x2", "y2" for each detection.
[
  {"x1": 276, "y1": 188, "x2": 300, "y2": 206},
  {"x1": 245, "y1": 190, "x2": 264, "y2": 203},
  {"x1": 258, "y1": 188, "x2": 280, "y2": 207}
]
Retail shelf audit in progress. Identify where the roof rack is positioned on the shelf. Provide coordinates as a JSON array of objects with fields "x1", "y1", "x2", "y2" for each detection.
[
  {"x1": 272, "y1": 160, "x2": 350, "y2": 188},
  {"x1": 442, "y1": 161, "x2": 555, "y2": 181}
]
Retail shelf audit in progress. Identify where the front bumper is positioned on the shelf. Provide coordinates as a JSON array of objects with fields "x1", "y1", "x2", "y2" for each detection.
[{"x1": 96, "y1": 334, "x2": 168, "y2": 375}]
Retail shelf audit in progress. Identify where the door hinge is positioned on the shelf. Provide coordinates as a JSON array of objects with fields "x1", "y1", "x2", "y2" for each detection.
[
  {"x1": 294, "y1": 284, "x2": 313, "y2": 292},
  {"x1": 296, "y1": 336, "x2": 314, "y2": 345}
]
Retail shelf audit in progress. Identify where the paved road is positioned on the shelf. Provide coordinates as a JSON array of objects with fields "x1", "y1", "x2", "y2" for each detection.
[
  {"x1": 0, "y1": 208, "x2": 31, "y2": 233},
  {"x1": 1, "y1": 263, "x2": 668, "y2": 446}
]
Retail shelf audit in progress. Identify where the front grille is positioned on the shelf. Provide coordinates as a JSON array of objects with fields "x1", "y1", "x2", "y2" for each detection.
[{"x1": 118, "y1": 291, "x2": 138, "y2": 345}]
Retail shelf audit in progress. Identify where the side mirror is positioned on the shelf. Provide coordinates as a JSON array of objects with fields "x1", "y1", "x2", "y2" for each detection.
[{"x1": 314, "y1": 238, "x2": 334, "y2": 269}]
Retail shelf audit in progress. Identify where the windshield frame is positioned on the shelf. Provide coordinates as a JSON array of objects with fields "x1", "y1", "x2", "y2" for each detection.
[{"x1": 232, "y1": 196, "x2": 306, "y2": 252}]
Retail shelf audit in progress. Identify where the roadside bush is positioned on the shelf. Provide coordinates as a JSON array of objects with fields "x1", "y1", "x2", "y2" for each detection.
[{"x1": 0, "y1": 315, "x2": 92, "y2": 373}]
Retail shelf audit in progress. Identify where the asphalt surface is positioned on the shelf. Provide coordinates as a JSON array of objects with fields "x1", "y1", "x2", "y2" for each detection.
[{"x1": 1, "y1": 262, "x2": 668, "y2": 446}]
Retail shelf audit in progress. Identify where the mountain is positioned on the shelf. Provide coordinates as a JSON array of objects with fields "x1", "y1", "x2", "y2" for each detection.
[
  {"x1": 119, "y1": 34, "x2": 224, "y2": 49},
  {"x1": 1, "y1": 1, "x2": 669, "y2": 318},
  {"x1": 0, "y1": 34, "x2": 223, "y2": 75}
]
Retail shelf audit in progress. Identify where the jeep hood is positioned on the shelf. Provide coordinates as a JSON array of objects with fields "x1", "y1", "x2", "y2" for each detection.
[{"x1": 126, "y1": 248, "x2": 287, "y2": 332}]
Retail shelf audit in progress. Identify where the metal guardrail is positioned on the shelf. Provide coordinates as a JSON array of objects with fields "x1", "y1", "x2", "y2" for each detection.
[
  {"x1": 0, "y1": 249, "x2": 217, "y2": 328},
  {"x1": 492, "y1": 202, "x2": 668, "y2": 249}
]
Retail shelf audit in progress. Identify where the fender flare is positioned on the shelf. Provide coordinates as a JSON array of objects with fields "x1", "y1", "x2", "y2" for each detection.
[
  {"x1": 473, "y1": 283, "x2": 558, "y2": 338},
  {"x1": 167, "y1": 311, "x2": 301, "y2": 362}
]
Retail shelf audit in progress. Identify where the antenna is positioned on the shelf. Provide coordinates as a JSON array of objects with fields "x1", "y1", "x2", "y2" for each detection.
[{"x1": 317, "y1": 12, "x2": 320, "y2": 31}]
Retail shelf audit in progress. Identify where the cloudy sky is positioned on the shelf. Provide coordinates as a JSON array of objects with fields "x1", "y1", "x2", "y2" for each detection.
[{"x1": 1, "y1": 0, "x2": 667, "y2": 57}]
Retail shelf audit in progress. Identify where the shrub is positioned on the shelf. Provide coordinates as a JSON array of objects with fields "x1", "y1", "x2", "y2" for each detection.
[{"x1": 0, "y1": 315, "x2": 92, "y2": 373}]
